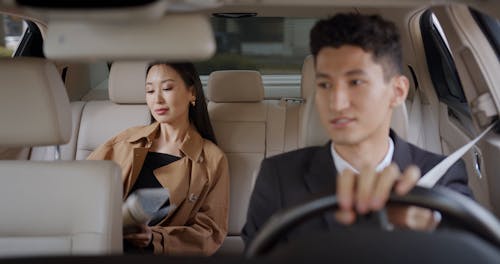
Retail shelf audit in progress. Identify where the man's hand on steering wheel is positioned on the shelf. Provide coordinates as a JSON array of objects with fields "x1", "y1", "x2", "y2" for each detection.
[{"x1": 335, "y1": 163, "x2": 438, "y2": 230}]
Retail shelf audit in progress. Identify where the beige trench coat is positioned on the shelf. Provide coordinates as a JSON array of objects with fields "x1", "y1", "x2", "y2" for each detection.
[{"x1": 87, "y1": 122, "x2": 229, "y2": 255}]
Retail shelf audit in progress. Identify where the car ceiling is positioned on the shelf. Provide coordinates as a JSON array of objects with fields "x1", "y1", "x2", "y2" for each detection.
[{"x1": 0, "y1": 0, "x2": 498, "y2": 23}]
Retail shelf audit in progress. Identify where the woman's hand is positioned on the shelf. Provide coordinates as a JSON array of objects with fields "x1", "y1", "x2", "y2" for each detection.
[{"x1": 123, "y1": 224, "x2": 152, "y2": 248}]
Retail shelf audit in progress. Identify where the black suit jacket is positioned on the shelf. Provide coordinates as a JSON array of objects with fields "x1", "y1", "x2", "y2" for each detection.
[{"x1": 241, "y1": 131, "x2": 473, "y2": 246}]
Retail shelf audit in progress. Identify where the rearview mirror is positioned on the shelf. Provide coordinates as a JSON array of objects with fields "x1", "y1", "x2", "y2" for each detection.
[{"x1": 44, "y1": 14, "x2": 215, "y2": 61}]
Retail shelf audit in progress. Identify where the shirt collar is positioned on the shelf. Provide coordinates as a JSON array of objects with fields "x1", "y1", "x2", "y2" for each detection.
[{"x1": 330, "y1": 137, "x2": 394, "y2": 174}]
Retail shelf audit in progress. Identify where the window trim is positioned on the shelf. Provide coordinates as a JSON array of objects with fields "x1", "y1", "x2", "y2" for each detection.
[
  {"x1": 470, "y1": 8, "x2": 500, "y2": 60},
  {"x1": 420, "y1": 10, "x2": 472, "y2": 123},
  {"x1": 14, "y1": 21, "x2": 44, "y2": 57}
]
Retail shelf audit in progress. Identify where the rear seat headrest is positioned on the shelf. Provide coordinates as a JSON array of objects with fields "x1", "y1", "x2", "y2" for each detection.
[
  {"x1": 108, "y1": 61, "x2": 149, "y2": 104},
  {"x1": 301, "y1": 55, "x2": 315, "y2": 99},
  {"x1": 0, "y1": 58, "x2": 71, "y2": 147},
  {"x1": 207, "y1": 70, "x2": 264, "y2": 103}
]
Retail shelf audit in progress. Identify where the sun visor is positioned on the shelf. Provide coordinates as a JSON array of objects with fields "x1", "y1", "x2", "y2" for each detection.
[{"x1": 44, "y1": 14, "x2": 215, "y2": 61}]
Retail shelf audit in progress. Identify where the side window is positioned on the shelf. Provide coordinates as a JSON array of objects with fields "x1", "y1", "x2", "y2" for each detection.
[
  {"x1": 0, "y1": 14, "x2": 44, "y2": 58},
  {"x1": 0, "y1": 14, "x2": 26, "y2": 57},
  {"x1": 420, "y1": 10, "x2": 473, "y2": 131}
]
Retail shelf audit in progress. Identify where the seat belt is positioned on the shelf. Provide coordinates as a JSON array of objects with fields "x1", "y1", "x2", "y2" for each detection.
[
  {"x1": 407, "y1": 91, "x2": 423, "y2": 146},
  {"x1": 417, "y1": 121, "x2": 497, "y2": 188},
  {"x1": 282, "y1": 98, "x2": 302, "y2": 152},
  {"x1": 265, "y1": 99, "x2": 287, "y2": 157}
]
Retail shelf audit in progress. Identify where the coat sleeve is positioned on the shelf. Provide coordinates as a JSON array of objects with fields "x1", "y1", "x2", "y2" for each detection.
[
  {"x1": 86, "y1": 140, "x2": 115, "y2": 160},
  {"x1": 241, "y1": 158, "x2": 282, "y2": 249},
  {"x1": 150, "y1": 154, "x2": 230, "y2": 256}
]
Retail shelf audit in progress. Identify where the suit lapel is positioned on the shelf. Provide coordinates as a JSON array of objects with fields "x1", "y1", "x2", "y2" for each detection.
[
  {"x1": 303, "y1": 143, "x2": 338, "y2": 229},
  {"x1": 300, "y1": 132, "x2": 413, "y2": 231},
  {"x1": 303, "y1": 143, "x2": 337, "y2": 195},
  {"x1": 390, "y1": 130, "x2": 413, "y2": 172}
]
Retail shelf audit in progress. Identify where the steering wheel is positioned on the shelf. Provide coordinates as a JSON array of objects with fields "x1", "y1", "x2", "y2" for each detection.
[{"x1": 246, "y1": 186, "x2": 500, "y2": 258}]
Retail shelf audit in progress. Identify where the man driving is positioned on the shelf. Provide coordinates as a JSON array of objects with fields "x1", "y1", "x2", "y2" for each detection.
[{"x1": 242, "y1": 13, "x2": 473, "y2": 246}]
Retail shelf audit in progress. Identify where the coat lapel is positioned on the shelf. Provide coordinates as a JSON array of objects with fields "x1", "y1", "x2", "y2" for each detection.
[
  {"x1": 118, "y1": 122, "x2": 211, "y2": 225},
  {"x1": 151, "y1": 125, "x2": 206, "y2": 222},
  {"x1": 153, "y1": 157, "x2": 191, "y2": 217},
  {"x1": 122, "y1": 123, "x2": 158, "y2": 198},
  {"x1": 124, "y1": 146, "x2": 149, "y2": 198}
]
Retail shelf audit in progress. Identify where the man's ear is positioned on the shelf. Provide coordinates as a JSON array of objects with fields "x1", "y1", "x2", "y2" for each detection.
[{"x1": 390, "y1": 75, "x2": 409, "y2": 108}]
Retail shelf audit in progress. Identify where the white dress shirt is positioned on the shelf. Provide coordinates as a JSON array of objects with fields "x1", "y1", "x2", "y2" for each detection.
[{"x1": 330, "y1": 137, "x2": 394, "y2": 174}]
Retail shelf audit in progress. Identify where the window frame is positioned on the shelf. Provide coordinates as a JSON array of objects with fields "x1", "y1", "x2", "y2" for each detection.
[
  {"x1": 420, "y1": 10, "x2": 473, "y2": 128},
  {"x1": 14, "y1": 21, "x2": 44, "y2": 57}
]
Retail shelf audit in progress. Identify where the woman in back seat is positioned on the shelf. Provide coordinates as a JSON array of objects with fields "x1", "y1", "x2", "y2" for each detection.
[{"x1": 88, "y1": 62, "x2": 229, "y2": 256}]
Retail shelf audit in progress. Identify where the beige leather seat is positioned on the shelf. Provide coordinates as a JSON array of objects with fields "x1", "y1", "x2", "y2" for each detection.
[
  {"x1": 299, "y1": 55, "x2": 409, "y2": 147},
  {"x1": 29, "y1": 101, "x2": 86, "y2": 160},
  {"x1": 281, "y1": 55, "x2": 316, "y2": 152},
  {"x1": 207, "y1": 70, "x2": 287, "y2": 255},
  {"x1": 29, "y1": 62, "x2": 109, "y2": 161},
  {"x1": 74, "y1": 61, "x2": 151, "y2": 160},
  {"x1": 30, "y1": 61, "x2": 150, "y2": 161},
  {"x1": 5, "y1": 63, "x2": 92, "y2": 161},
  {"x1": 0, "y1": 58, "x2": 123, "y2": 257}
]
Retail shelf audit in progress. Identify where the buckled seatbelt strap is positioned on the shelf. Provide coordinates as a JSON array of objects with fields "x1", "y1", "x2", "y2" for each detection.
[{"x1": 417, "y1": 121, "x2": 497, "y2": 188}]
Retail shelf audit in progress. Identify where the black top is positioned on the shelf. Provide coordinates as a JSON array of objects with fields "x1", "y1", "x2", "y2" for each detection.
[
  {"x1": 125, "y1": 152, "x2": 181, "y2": 253},
  {"x1": 129, "y1": 152, "x2": 181, "y2": 195}
]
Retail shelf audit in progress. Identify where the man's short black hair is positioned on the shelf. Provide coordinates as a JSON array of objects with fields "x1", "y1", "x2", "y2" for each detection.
[{"x1": 310, "y1": 13, "x2": 403, "y2": 80}]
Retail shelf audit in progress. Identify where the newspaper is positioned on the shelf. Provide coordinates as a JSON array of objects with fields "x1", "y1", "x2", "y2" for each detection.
[{"x1": 122, "y1": 188, "x2": 170, "y2": 234}]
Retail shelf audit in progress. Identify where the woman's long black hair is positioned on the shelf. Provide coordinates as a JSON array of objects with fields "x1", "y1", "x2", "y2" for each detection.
[{"x1": 146, "y1": 62, "x2": 217, "y2": 145}]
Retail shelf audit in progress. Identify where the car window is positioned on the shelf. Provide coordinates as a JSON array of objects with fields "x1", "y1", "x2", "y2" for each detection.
[
  {"x1": 0, "y1": 14, "x2": 26, "y2": 57},
  {"x1": 196, "y1": 17, "x2": 317, "y2": 75},
  {"x1": 196, "y1": 17, "x2": 317, "y2": 99},
  {"x1": 420, "y1": 10, "x2": 474, "y2": 135}
]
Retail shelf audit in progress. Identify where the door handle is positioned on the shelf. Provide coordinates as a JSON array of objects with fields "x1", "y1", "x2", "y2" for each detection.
[{"x1": 473, "y1": 146, "x2": 483, "y2": 179}]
